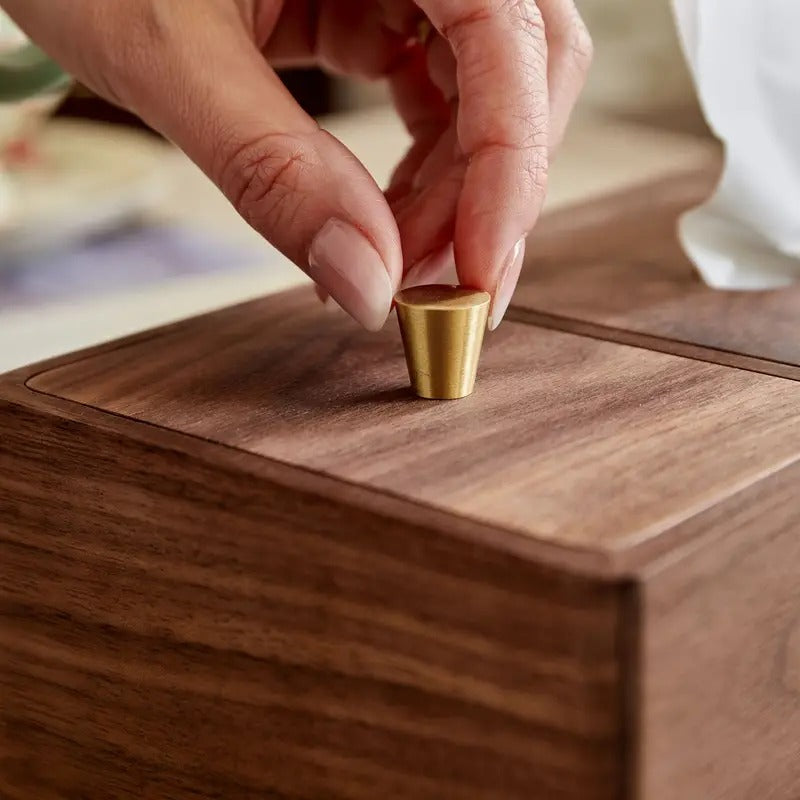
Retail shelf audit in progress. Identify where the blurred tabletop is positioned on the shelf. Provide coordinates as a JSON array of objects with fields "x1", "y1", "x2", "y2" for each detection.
[{"x1": 0, "y1": 104, "x2": 716, "y2": 373}]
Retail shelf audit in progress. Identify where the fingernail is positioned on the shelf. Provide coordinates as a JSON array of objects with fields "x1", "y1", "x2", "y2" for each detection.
[
  {"x1": 489, "y1": 238, "x2": 526, "y2": 331},
  {"x1": 402, "y1": 243, "x2": 455, "y2": 289},
  {"x1": 308, "y1": 219, "x2": 394, "y2": 331}
]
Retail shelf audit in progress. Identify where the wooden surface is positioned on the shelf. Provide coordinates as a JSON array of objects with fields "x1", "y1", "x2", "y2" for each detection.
[
  {"x1": 5, "y1": 164, "x2": 800, "y2": 799},
  {"x1": 27, "y1": 287, "x2": 800, "y2": 562},
  {"x1": 640, "y1": 457, "x2": 800, "y2": 799},
  {"x1": 0, "y1": 390, "x2": 627, "y2": 800},
  {"x1": 513, "y1": 164, "x2": 800, "y2": 378}
]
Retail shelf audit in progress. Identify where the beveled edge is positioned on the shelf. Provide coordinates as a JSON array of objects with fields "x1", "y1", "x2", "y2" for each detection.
[
  {"x1": 3, "y1": 283, "x2": 800, "y2": 583},
  {"x1": 395, "y1": 285, "x2": 490, "y2": 312}
]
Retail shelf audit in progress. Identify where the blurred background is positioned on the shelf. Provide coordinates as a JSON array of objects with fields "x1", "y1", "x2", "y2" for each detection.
[{"x1": 0, "y1": 2, "x2": 716, "y2": 372}]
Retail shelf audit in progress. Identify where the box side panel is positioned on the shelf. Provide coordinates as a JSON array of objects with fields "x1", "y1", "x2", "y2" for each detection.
[
  {"x1": 641, "y1": 464, "x2": 800, "y2": 799},
  {"x1": 0, "y1": 398, "x2": 626, "y2": 800},
  {"x1": 512, "y1": 165, "x2": 800, "y2": 375}
]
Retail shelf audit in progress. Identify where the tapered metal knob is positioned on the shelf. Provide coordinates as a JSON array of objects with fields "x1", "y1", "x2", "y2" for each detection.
[{"x1": 395, "y1": 285, "x2": 490, "y2": 400}]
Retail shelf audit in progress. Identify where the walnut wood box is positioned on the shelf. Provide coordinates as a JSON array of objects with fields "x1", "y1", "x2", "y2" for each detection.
[{"x1": 3, "y1": 168, "x2": 800, "y2": 799}]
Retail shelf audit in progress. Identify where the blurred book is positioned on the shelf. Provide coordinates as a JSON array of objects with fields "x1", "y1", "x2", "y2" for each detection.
[{"x1": 0, "y1": 222, "x2": 263, "y2": 311}]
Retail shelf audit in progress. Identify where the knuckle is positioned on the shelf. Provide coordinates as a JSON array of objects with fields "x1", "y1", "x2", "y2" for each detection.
[
  {"x1": 443, "y1": 0, "x2": 546, "y2": 47},
  {"x1": 476, "y1": 138, "x2": 548, "y2": 202},
  {"x1": 482, "y1": 139, "x2": 548, "y2": 205},
  {"x1": 440, "y1": 7, "x2": 493, "y2": 42},
  {"x1": 220, "y1": 135, "x2": 316, "y2": 234}
]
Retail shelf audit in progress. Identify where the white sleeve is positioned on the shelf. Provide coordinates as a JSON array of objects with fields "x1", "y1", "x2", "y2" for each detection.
[{"x1": 671, "y1": 0, "x2": 800, "y2": 289}]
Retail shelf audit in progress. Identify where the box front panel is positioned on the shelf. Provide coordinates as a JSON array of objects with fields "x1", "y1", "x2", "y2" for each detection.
[
  {"x1": 640, "y1": 462, "x2": 800, "y2": 799},
  {"x1": 0, "y1": 397, "x2": 627, "y2": 800}
]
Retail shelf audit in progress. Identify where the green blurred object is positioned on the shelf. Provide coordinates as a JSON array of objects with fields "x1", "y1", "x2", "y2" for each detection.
[{"x1": 0, "y1": 43, "x2": 69, "y2": 102}]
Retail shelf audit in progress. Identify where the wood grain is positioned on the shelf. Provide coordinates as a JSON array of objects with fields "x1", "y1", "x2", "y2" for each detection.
[
  {"x1": 6, "y1": 163, "x2": 800, "y2": 800},
  {"x1": 0, "y1": 393, "x2": 626, "y2": 800},
  {"x1": 639, "y1": 456, "x2": 800, "y2": 799},
  {"x1": 512, "y1": 164, "x2": 800, "y2": 377},
  {"x1": 27, "y1": 288, "x2": 800, "y2": 557}
]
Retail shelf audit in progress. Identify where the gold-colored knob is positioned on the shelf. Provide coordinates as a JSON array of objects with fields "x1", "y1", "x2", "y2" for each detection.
[{"x1": 395, "y1": 285, "x2": 490, "y2": 400}]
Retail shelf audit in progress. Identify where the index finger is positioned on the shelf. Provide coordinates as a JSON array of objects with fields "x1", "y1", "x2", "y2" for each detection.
[{"x1": 414, "y1": 0, "x2": 549, "y2": 309}]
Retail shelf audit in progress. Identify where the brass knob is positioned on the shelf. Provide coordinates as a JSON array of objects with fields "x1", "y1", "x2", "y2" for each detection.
[{"x1": 395, "y1": 285, "x2": 490, "y2": 400}]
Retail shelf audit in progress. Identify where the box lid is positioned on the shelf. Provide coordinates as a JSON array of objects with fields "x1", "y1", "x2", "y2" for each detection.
[{"x1": 24, "y1": 199, "x2": 800, "y2": 576}]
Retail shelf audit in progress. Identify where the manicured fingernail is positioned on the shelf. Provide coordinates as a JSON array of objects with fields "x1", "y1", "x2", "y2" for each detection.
[
  {"x1": 308, "y1": 219, "x2": 394, "y2": 331},
  {"x1": 489, "y1": 238, "x2": 526, "y2": 331},
  {"x1": 402, "y1": 243, "x2": 455, "y2": 289}
]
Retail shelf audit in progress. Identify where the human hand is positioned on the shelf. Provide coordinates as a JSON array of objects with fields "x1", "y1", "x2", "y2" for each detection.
[{"x1": 2, "y1": 0, "x2": 591, "y2": 330}]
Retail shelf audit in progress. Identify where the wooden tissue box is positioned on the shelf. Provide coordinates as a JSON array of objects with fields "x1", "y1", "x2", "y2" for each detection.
[{"x1": 3, "y1": 166, "x2": 800, "y2": 800}]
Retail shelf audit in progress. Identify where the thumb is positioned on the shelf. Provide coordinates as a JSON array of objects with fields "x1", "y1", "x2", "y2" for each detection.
[{"x1": 9, "y1": 1, "x2": 402, "y2": 331}]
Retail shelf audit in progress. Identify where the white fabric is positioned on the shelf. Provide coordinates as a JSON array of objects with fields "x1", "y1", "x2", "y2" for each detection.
[{"x1": 672, "y1": 0, "x2": 800, "y2": 288}]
